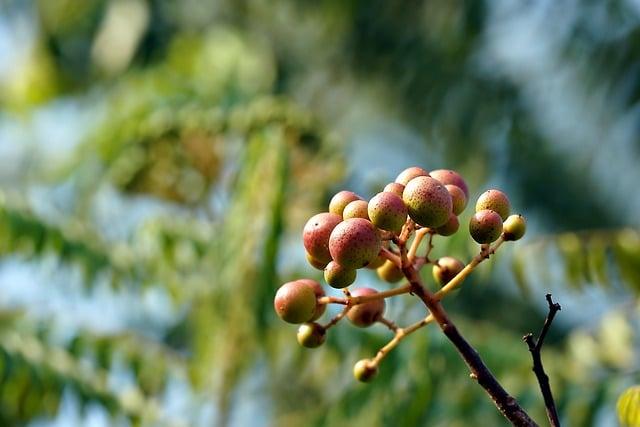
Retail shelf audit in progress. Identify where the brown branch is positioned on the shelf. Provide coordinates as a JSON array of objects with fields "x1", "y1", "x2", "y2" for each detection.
[{"x1": 523, "y1": 294, "x2": 561, "y2": 427}]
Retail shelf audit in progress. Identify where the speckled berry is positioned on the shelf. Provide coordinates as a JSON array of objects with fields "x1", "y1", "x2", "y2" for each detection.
[
  {"x1": 366, "y1": 250, "x2": 387, "y2": 270},
  {"x1": 503, "y1": 214, "x2": 526, "y2": 241},
  {"x1": 435, "y1": 213, "x2": 459, "y2": 236},
  {"x1": 324, "y1": 261, "x2": 357, "y2": 289},
  {"x1": 297, "y1": 322, "x2": 326, "y2": 348},
  {"x1": 429, "y1": 169, "x2": 469, "y2": 199},
  {"x1": 376, "y1": 259, "x2": 404, "y2": 283},
  {"x1": 469, "y1": 210, "x2": 503, "y2": 244},
  {"x1": 328, "y1": 218, "x2": 381, "y2": 269},
  {"x1": 347, "y1": 287, "x2": 385, "y2": 327},
  {"x1": 353, "y1": 359, "x2": 378, "y2": 382},
  {"x1": 475, "y1": 189, "x2": 510, "y2": 220},
  {"x1": 395, "y1": 166, "x2": 429, "y2": 186},
  {"x1": 403, "y1": 176, "x2": 452, "y2": 228},
  {"x1": 329, "y1": 191, "x2": 362, "y2": 216},
  {"x1": 383, "y1": 182, "x2": 405, "y2": 197},
  {"x1": 343, "y1": 200, "x2": 369, "y2": 220},
  {"x1": 306, "y1": 251, "x2": 328, "y2": 270},
  {"x1": 297, "y1": 279, "x2": 326, "y2": 320},
  {"x1": 368, "y1": 191, "x2": 408, "y2": 233},
  {"x1": 274, "y1": 281, "x2": 317, "y2": 324},
  {"x1": 432, "y1": 257, "x2": 465, "y2": 287},
  {"x1": 303, "y1": 212, "x2": 342, "y2": 264},
  {"x1": 446, "y1": 184, "x2": 467, "y2": 215}
]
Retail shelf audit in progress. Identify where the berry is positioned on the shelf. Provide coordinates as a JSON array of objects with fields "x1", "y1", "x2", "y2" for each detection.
[
  {"x1": 347, "y1": 287, "x2": 386, "y2": 327},
  {"x1": 324, "y1": 261, "x2": 357, "y2": 289},
  {"x1": 469, "y1": 210, "x2": 503, "y2": 244},
  {"x1": 383, "y1": 182, "x2": 405, "y2": 197},
  {"x1": 435, "y1": 213, "x2": 459, "y2": 236},
  {"x1": 446, "y1": 184, "x2": 467, "y2": 215},
  {"x1": 306, "y1": 251, "x2": 328, "y2": 270},
  {"x1": 297, "y1": 323, "x2": 326, "y2": 348},
  {"x1": 376, "y1": 259, "x2": 404, "y2": 283},
  {"x1": 303, "y1": 212, "x2": 342, "y2": 263},
  {"x1": 353, "y1": 359, "x2": 378, "y2": 382},
  {"x1": 329, "y1": 191, "x2": 362, "y2": 216},
  {"x1": 395, "y1": 166, "x2": 429, "y2": 186},
  {"x1": 368, "y1": 191, "x2": 408, "y2": 233},
  {"x1": 297, "y1": 279, "x2": 326, "y2": 320},
  {"x1": 403, "y1": 176, "x2": 452, "y2": 228},
  {"x1": 475, "y1": 189, "x2": 510, "y2": 220},
  {"x1": 343, "y1": 200, "x2": 369, "y2": 220},
  {"x1": 503, "y1": 214, "x2": 526, "y2": 241},
  {"x1": 274, "y1": 281, "x2": 318, "y2": 324},
  {"x1": 366, "y1": 251, "x2": 387, "y2": 270},
  {"x1": 328, "y1": 218, "x2": 381, "y2": 269},
  {"x1": 429, "y1": 169, "x2": 469, "y2": 199},
  {"x1": 433, "y1": 257, "x2": 465, "y2": 287}
]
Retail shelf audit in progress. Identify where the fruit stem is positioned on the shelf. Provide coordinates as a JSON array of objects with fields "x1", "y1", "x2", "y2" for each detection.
[
  {"x1": 317, "y1": 284, "x2": 412, "y2": 306},
  {"x1": 371, "y1": 314, "x2": 434, "y2": 366},
  {"x1": 322, "y1": 305, "x2": 351, "y2": 330},
  {"x1": 407, "y1": 227, "x2": 431, "y2": 263}
]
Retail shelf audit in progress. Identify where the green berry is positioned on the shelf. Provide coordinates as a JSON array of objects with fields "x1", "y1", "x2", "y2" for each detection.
[
  {"x1": 274, "y1": 281, "x2": 317, "y2": 324},
  {"x1": 469, "y1": 210, "x2": 503, "y2": 244},
  {"x1": 324, "y1": 261, "x2": 357, "y2": 289},
  {"x1": 366, "y1": 251, "x2": 387, "y2": 270},
  {"x1": 403, "y1": 176, "x2": 452, "y2": 228},
  {"x1": 297, "y1": 323, "x2": 326, "y2": 348},
  {"x1": 303, "y1": 212, "x2": 342, "y2": 264},
  {"x1": 328, "y1": 218, "x2": 381, "y2": 269},
  {"x1": 395, "y1": 166, "x2": 429, "y2": 186},
  {"x1": 347, "y1": 287, "x2": 385, "y2": 327},
  {"x1": 435, "y1": 213, "x2": 459, "y2": 236},
  {"x1": 432, "y1": 257, "x2": 465, "y2": 287},
  {"x1": 343, "y1": 200, "x2": 370, "y2": 220},
  {"x1": 368, "y1": 191, "x2": 408, "y2": 233},
  {"x1": 353, "y1": 359, "x2": 378, "y2": 382},
  {"x1": 376, "y1": 259, "x2": 404, "y2": 283},
  {"x1": 430, "y1": 169, "x2": 469, "y2": 199},
  {"x1": 383, "y1": 182, "x2": 405, "y2": 197},
  {"x1": 297, "y1": 278, "x2": 326, "y2": 320},
  {"x1": 503, "y1": 214, "x2": 526, "y2": 241},
  {"x1": 306, "y1": 251, "x2": 328, "y2": 270},
  {"x1": 329, "y1": 191, "x2": 362, "y2": 216},
  {"x1": 446, "y1": 184, "x2": 467, "y2": 215},
  {"x1": 475, "y1": 189, "x2": 510, "y2": 220}
]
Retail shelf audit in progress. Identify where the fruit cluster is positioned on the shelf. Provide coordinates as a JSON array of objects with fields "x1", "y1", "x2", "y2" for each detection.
[{"x1": 273, "y1": 166, "x2": 526, "y2": 382}]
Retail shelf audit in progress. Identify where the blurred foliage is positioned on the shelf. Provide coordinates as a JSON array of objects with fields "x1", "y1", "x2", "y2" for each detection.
[{"x1": 0, "y1": 0, "x2": 639, "y2": 426}]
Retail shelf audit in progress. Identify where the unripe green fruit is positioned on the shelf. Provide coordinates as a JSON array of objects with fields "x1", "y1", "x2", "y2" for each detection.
[
  {"x1": 376, "y1": 259, "x2": 404, "y2": 283},
  {"x1": 435, "y1": 213, "x2": 459, "y2": 236},
  {"x1": 503, "y1": 214, "x2": 526, "y2": 241},
  {"x1": 469, "y1": 210, "x2": 503, "y2": 244},
  {"x1": 366, "y1": 252, "x2": 387, "y2": 270},
  {"x1": 432, "y1": 257, "x2": 465, "y2": 287},
  {"x1": 306, "y1": 251, "x2": 328, "y2": 270},
  {"x1": 347, "y1": 287, "x2": 385, "y2": 327},
  {"x1": 303, "y1": 212, "x2": 342, "y2": 263},
  {"x1": 403, "y1": 176, "x2": 452, "y2": 228},
  {"x1": 353, "y1": 359, "x2": 378, "y2": 382},
  {"x1": 328, "y1": 218, "x2": 381, "y2": 269},
  {"x1": 430, "y1": 169, "x2": 469, "y2": 199},
  {"x1": 297, "y1": 278, "x2": 326, "y2": 320},
  {"x1": 297, "y1": 322, "x2": 326, "y2": 348},
  {"x1": 368, "y1": 191, "x2": 408, "y2": 233},
  {"x1": 475, "y1": 189, "x2": 511, "y2": 220},
  {"x1": 343, "y1": 200, "x2": 369, "y2": 220},
  {"x1": 329, "y1": 191, "x2": 362, "y2": 216},
  {"x1": 274, "y1": 281, "x2": 317, "y2": 324},
  {"x1": 395, "y1": 166, "x2": 429, "y2": 186},
  {"x1": 383, "y1": 182, "x2": 405, "y2": 197},
  {"x1": 324, "y1": 261, "x2": 357, "y2": 289},
  {"x1": 446, "y1": 184, "x2": 467, "y2": 215}
]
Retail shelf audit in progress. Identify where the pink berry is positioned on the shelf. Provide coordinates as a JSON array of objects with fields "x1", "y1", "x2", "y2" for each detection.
[
  {"x1": 329, "y1": 191, "x2": 362, "y2": 216},
  {"x1": 368, "y1": 191, "x2": 408, "y2": 233},
  {"x1": 469, "y1": 210, "x2": 503, "y2": 244},
  {"x1": 343, "y1": 200, "x2": 370, "y2": 220},
  {"x1": 328, "y1": 218, "x2": 381, "y2": 269},
  {"x1": 475, "y1": 189, "x2": 511, "y2": 220},
  {"x1": 347, "y1": 287, "x2": 385, "y2": 327},
  {"x1": 395, "y1": 166, "x2": 429, "y2": 186},
  {"x1": 274, "y1": 281, "x2": 317, "y2": 324},
  {"x1": 402, "y1": 176, "x2": 452, "y2": 228},
  {"x1": 429, "y1": 169, "x2": 469, "y2": 199},
  {"x1": 302, "y1": 212, "x2": 342, "y2": 263},
  {"x1": 446, "y1": 184, "x2": 467, "y2": 215}
]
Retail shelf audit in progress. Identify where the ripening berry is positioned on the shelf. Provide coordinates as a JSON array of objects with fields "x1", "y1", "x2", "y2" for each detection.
[
  {"x1": 432, "y1": 257, "x2": 465, "y2": 287},
  {"x1": 329, "y1": 191, "x2": 362, "y2": 216},
  {"x1": 303, "y1": 212, "x2": 342, "y2": 263},
  {"x1": 306, "y1": 251, "x2": 328, "y2": 270},
  {"x1": 376, "y1": 259, "x2": 404, "y2": 283},
  {"x1": 329, "y1": 218, "x2": 381, "y2": 269},
  {"x1": 446, "y1": 184, "x2": 467, "y2": 215},
  {"x1": 343, "y1": 200, "x2": 369, "y2": 220},
  {"x1": 366, "y1": 251, "x2": 387, "y2": 270},
  {"x1": 475, "y1": 189, "x2": 510, "y2": 220},
  {"x1": 429, "y1": 169, "x2": 469, "y2": 199},
  {"x1": 395, "y1": 166, "x2": 429, "y2": 186},
  {"x1": 297, "y1": 278, "x2": 326, "y2": 320},
  {"x1": 347, "y1": 287, "x2": 386, "y2": 327},
  {"x1": 353, "y1": 359, "x2": 378, "y2": 382},
  {"x1": 383, "y1": 182, "x2": 405, "y2": 197},
  {"x1": 469, "y1": 210, "x2": 503, "y2": 244},
  {"x1": 435, "y1": 213, "x2": 459, "y2": 236},
  {"x1": 403, "y1": 176, "x2": 452, "y2": 228},
  {"x1": 297, "y1": 322, "x2": 326, "y2": 348},
  {"x1": 503, "y1": 214, "x2": 526, "y2": 241},
  {"x1": 274, "y1": 281, "x2": 317, "y2": 324},
  {"x1": 324, "y1": 261, "x2": 357, "y2": 289},
  {"x1": 368, "y1": 191, "x2": 408, "y2": 233}
]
